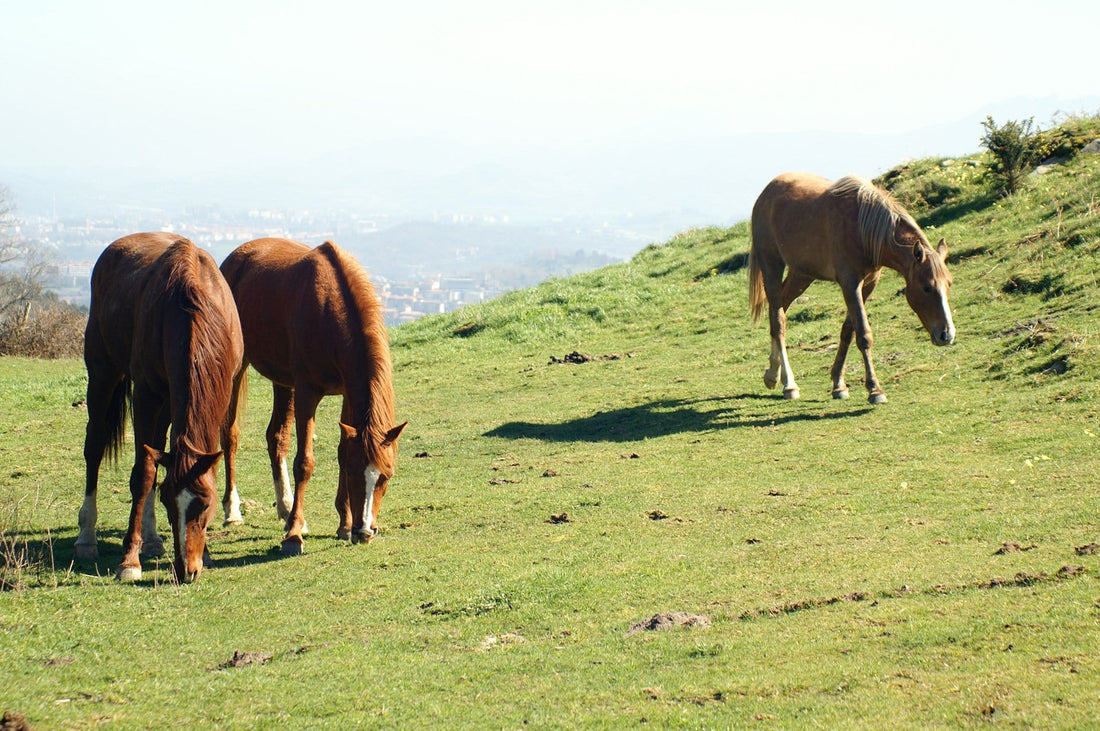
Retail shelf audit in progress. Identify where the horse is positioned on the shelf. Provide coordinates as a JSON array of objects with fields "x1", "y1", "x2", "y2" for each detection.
[
  {"x1": 219, "y1": 238, "x2": 406, "y2": 556},
  {"x1": 748, "y1": 172, "x2": 955, "y2": 404},
  {"x1": 75, "y1": 233, "x2": 244, "y2": 583}
]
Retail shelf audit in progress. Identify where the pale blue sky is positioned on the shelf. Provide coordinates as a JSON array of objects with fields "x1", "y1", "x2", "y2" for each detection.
[{"x1": 2, "y1": 1, "x2": 1097, "y2": 218}]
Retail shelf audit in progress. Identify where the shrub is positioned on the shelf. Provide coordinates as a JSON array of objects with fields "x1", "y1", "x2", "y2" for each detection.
[
  {"x1": 0, "y1": 296, "x2": 86, "y2": 358},
  {"x1": 980, "y1": 116, "x2": 1040, "y2": 196}
]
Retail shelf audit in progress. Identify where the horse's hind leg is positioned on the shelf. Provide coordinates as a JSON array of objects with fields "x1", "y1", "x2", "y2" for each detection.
[
  {"x1": 763, "y1": 271, "x2": 809, "y2": 399},
  {"x1": 267, "y1": 384, "x2": 296, "y2": 521}
]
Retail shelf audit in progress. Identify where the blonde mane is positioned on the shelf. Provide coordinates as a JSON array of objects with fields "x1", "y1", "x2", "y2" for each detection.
[{"x1": 828, "y1": 175, "x2": 928, "y2": 268}]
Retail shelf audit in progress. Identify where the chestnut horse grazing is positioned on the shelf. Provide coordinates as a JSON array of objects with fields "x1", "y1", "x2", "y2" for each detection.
[
  {"x1": 220, "y1": 238, "x2": 406, "y2": 556},
  {"x1": 749, "y1": 173, "x2": 955, "y2": 404},
  {"x1": 76, "y1": 233, "x2": 244, "y2": 582}
]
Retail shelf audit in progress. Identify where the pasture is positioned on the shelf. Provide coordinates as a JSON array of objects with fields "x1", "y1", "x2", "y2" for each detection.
[{"x1": 2, "y1": 150, "x2": 1099, "y2": 727}]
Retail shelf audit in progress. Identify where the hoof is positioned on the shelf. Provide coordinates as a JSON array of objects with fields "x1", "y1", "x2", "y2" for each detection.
[
  {"x1": 868, "y1": 392, "x2": 888, "y2": 405},
  {"x1": 223, "y1": 515, "x2": 244, "y2": 527},
  {"x1": 74, "y1": 543, "x2": 98, "y2": 560},
  {"x1": 140, "y1": 541, "x2": 166, "y2": 559},
  {"x1": 281, "y1": 539, "x2": 304, "y2": 557},
  {"x1": 116, "y1": 565, "x2": 142, "y2": 582},
  {"x1": 832, "y1": 389, "x2": 850, "y2": 400},
  {"x1": 782, "y1": 387, "x2": 800, "y2": 400},
  {"x1": 763, "y1": 372, "x2": 778, "y2": 390},
  {"x1": 336, "y1": 528, "x2": 352, "y2": 541}
]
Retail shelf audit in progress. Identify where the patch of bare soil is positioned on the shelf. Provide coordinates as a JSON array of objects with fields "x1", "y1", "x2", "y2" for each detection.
[
  {"x1": 740, "y1": 592, "x2": 870, "y2": 620},
  {"x1": 217, "y1": 650, "x2": 273, "y2": 670},
  {"x1": 1075, "y1": 542, "x2": 1099, "y2": 556},
  {"x1": 627, "y1": 612, "x2": 711, "y2": 637},
  {"x1": 547, "y1": 513, "x2": 571, "y2": 524},
  {"x1": 478, "y1": 633, "x2": 526, "y2": 650}
]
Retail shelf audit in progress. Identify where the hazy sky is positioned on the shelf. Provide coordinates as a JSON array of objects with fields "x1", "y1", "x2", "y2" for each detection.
[{"x1": 2, "y1": 1, "x2": 1098, "y2": 219}]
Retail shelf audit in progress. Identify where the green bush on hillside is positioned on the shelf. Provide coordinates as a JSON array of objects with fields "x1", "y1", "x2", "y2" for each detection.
[{"x1": 981, "y1": 115, "x2": 1040, "y2": 196}]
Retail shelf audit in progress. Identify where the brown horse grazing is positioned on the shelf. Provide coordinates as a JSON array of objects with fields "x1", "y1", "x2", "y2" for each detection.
[
  {"x1": 749, "y1": 173, "x2": 955, "y2": 404},
  {"x1": 219, "y1": 238, "x2": 406, "y2": 556},
  {"x1": 76, "y1": 233, "x2": 244, "y2": 582}
]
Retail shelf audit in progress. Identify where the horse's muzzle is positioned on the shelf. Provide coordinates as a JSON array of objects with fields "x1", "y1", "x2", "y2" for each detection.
[
  {"x1": 936, "y1": 328, "x2": 956, "y2": 346},
  {"x1": 351, "y1": 526, "x2": 377, "y2": 544}
]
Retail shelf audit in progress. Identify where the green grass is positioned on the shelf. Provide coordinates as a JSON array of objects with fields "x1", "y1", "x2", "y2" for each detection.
[{"x1": 3, "y1": 134, "x2": 1100, "y2": 728}]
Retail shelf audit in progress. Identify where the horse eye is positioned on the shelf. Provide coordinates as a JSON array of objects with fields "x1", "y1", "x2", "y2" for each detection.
[{"x1": 922, "y1": 285, "x2": 933, "y2": 294}]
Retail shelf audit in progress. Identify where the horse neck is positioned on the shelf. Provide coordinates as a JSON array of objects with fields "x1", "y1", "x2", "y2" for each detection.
[
  {"x1": 877, "y1": 230, "x2": 924, "y2": 278},
  {"x1": 343, "y1": 340, "x2": 395, "y2": 438},
  {"x1": 165, "y1": 312, "x2": 229, "y2": 455}
]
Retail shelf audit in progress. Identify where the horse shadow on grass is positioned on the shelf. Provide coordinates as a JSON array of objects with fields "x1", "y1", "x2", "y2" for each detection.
[
  {"x1": 3, "y1": 524, "x2": 293, "y2": 590},
  {"x1": 484, "y1": 395, "x2": 871, "y2": 443}
]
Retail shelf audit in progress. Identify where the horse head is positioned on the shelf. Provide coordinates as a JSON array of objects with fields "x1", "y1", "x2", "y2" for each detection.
[
  {"x1": 147, "y1": 444, "x2": 221, "y2": 583},
  {"x1": 903, "y1": 238, "x2": 955, "y2": 346},
  {"x1": 338, "y1": 421, "x2": 408, "y2": 543}
]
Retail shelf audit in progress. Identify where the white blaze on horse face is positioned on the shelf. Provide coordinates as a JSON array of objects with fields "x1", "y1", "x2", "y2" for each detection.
[
  {"x1": 362, "y1": 465, "x2": 383, "y2": 534},
  {"x1": 175, "y1": 489, "x2": 196, "y2": 568},
  {"x1": 939, "y1": 288, "x2": 956, "y2": 345}
]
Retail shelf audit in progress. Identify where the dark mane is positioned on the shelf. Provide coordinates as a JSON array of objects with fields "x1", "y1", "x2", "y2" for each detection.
[
  {"x1": 156, "y1": 240, "x2": 239, "y2": 474},
  {"x1": 315, "y1": 242, "x2": 395, "y2": 459}
]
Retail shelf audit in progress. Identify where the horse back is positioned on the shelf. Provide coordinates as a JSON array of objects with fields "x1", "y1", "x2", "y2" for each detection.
[
  {"x1": 222, "y1": 238, "x2": 373, "y2": 392},
  {"x1": 751, "y1": 172, "x2": 862, "y2": 282},
  {"x1": 87, "y1": 232, "x2": 183, "y2": 374}
]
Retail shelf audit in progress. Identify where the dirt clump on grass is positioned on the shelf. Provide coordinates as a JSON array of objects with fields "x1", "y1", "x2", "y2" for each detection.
[
  {"x1": 218, "y1": 650, "x2": 273, "y2": 670},
  {"x1": 1, "y1": 711, "x2": 32, "y2": 731},
  {"x1": 994, "y1": 542, "x2": 1037, "y2": 555},
  {"x1": 549, "y1": 351, "x2": 632, "y2": 365},
  {"x1": 627, "y1": 612, "x2": 711, "y2": 636}
]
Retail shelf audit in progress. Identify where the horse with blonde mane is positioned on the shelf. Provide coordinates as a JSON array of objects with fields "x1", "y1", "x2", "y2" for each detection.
[
  {"x1": 748, "y1": 172, "x2": 955, "y2": 404},
  {"x1": 219, "y1": 238, "x2": 406, "y2": 556},
  {"x1": 77, "y1": 233, "x2": 244, "y2": 583}
]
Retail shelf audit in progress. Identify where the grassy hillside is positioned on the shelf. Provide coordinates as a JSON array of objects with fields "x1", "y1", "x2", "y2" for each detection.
[{"x1": 2, "y1": 125, "x2": 1100, "y2": 728}]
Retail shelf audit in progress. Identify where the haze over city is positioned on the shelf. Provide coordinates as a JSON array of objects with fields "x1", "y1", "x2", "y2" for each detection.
[{"x1": 2, "y1": 0, "x2": 1098, "y2": 315}]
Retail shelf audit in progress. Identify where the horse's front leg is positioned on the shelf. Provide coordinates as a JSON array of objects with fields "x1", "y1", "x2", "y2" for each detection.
[
  {"x1": 840, "y1": 277, "x2": 886, "y2": 404},
  {"x1": 220, "y1": 367, "x2": 247, "y2": 526},
  {"x1": 267, "y1": 384, "x2": 296, "y2": 521},
  {"x1": 118, "y1": 432, "x2": 160, "y2": 581},
  {"x1": 283, "y1": 387, "x2": 321, "y2": 556},
  {"x1": 830, "y1": 317, "x2": 854, "y2": 399},
  {"x1": 763, "y1": 275, "x2": 801, "y2": 399}
]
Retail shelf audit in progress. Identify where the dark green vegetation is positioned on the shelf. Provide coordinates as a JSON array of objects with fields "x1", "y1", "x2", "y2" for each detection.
[{"x1": 2, "y1": 128, "x2": 1099, "y2": 727}]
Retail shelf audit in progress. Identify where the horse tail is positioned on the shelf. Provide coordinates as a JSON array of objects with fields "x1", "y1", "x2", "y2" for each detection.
[
  {"x1": 103, "y1": 376, "x2": 131, "y2": 466},
  {"x1": 748, "y1": 228, "x2": 766, "y2": 324}
]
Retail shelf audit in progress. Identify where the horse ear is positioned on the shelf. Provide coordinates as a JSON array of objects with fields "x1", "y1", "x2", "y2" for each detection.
[
  {"x1": 144, "y1": 445, "x2": 172, "y2": 468},
  {"x1": 936, "y1": 237, "x2": 948, "y2": 258},
  {"x1": 381, "y1": 421, "x2": 408, "y2": 447},
  {"x1": 912, "y1": 242, "x2": 927, "y2": 264},
  {"x1": 339, "y1": 422, "x2": 357, "y2": 440},
  {"x1": 193, "y1": 451, "x2": 223, "y2": 475}
]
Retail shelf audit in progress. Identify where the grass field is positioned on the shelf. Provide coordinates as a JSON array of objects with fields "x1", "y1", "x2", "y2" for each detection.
[{"x1": 2, "y1": 132, "x2": 1099, "y2": 727}]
